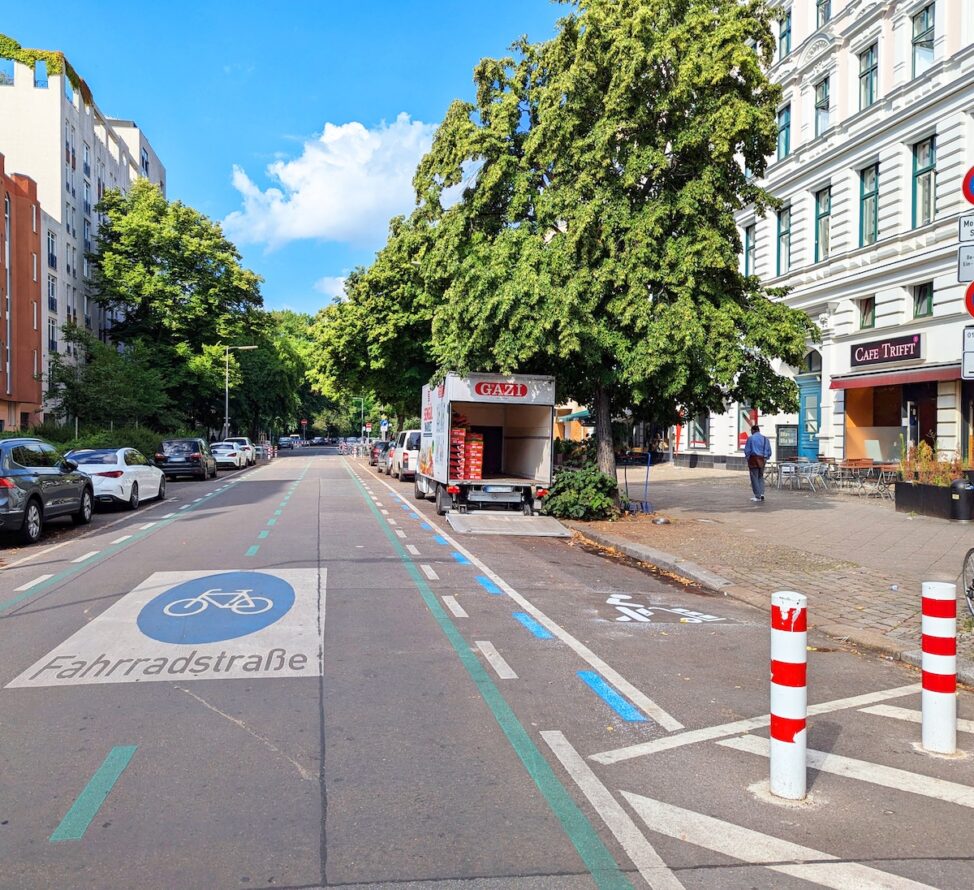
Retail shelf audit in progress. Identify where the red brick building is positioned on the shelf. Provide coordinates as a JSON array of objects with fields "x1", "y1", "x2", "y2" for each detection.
[{"x1": 0, "y1": 152, "x2": 43, "y2": 430}]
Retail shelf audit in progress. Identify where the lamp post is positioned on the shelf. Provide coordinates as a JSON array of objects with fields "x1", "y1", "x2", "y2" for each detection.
[
  {"x1": 224, "y1": 345, "x2": 257, "y2": 440},
  {"x1": 351, "y1": 397, "x2": 365, "y2": 440}
]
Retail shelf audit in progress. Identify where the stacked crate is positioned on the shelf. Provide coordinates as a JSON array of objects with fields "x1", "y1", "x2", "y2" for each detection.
[
  {"x1": 449, "y1": 428, "x2": 467, "y2": 479},
  {"x1": 463, "y1": 432, "x2": 484, "y2": 480}
]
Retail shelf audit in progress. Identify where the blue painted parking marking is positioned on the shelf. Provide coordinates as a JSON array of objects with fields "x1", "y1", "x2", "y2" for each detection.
[
  {"x1": 451, "y1": 551, "x2": 471, "y2": 565},
  {"x1": 421, "y1": 523, "x2": 433, "y2": 531},
  {"x1": 433, "y1": 535, "x2": 448, "y2": 545},
  {"x1": 513, "y1": 612, "x2": 553, "y2": 639},
  {"x1": 475, "y1": 575, "x2": 502, "y2": 595},
  {"x1": 577, "y1": 671, "x2": 647, "y2": 722}
]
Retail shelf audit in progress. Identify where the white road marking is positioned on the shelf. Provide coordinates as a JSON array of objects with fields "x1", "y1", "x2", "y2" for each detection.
[
  {"x1": 442, "y1": 596, "x2": 468, "y2": 618},
  {"x1": 623, "y1": 791, "x2": 935, "y2": 890},
  {"x1": 381, "y1": 509, "x2": 390, "y2": 515},
  {"x1": 860, "y1": 704, "x2": 974, "y2": 735},
  {"x1": 406, "y1": 545, "x2": 420, "y2": 556},
  {"x1": 395, "y1": 530, "x2": 407, "y2": 538},
  {"x1": 387, "y1": 518, "x2": 397, "y2": 526},
  {"x1": 14, "y1": 574, "x2": 53, "y2": 592},
  {"x1": 71, "y1": 551, "x2": 99, "y2": 563},
  {"x1": 542, "y1": 732, "x2": 685, "y2": 890},
  {"x1": 718, "y1": 735, "x2": 974, "y2": 808},
  {"x1": 139, "y1": 523, "x2": 156, "y2": 530},
  {"x1": 367, "y1": 471, "x2": 683, "y2": 732},
  {"x1": 111, "y1": 536, "x2": 132, "y2": 545},
  {"x1": 193, "y1": 498, "x2": 203, "y2": 503},
  {"x1": 163, "y1": 513, "x2": 176, "y2": 519},
  {"x1": 475, "y1": 641, "x2": 518, "y2": 679},
  {"x1": 591, "y1": 684, "x2": 920, "y2": 764},
  {"x1": 420, "y1": 564, "x2": 439, "y2": 581}
]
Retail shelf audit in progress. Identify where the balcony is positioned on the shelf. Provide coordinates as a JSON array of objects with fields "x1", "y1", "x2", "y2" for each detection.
[{"x1": 48, "y1": 296, "x2": 57, "y2": 312}]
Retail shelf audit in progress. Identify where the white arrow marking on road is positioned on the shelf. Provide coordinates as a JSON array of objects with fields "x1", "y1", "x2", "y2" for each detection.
[
  {"x1": 442, "y1": 596, "x2": 467, "y2": 618},
  {"x1": 420, "y1": 564, "x2": 439, "y2": 581},
  {"x1": 14, "y1": 574, "x2": 53, "y2": 592},
  {"x1": 475, "y1": 641, "x2": 518, "y2": 679},
  {"x1": 860, "y1": 704, "x2": 974, "y2": 735},
  {"x1": 718, "y1": 734, "x2": 974, "y2": 808},
  {"x1": 541, "y1": 731, "x2": 685, "y2": 890},
  {"x1": 71, "y1": 551, "x2": 99, "y2": 563},
  {"x1": 622, "y1": 792, "x2": 936, "y2": 890}
]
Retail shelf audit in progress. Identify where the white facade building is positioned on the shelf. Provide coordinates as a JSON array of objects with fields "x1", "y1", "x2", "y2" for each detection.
[
  {"x1": 0, "y1": 36, "x2": 165, "y2": 409},
  {"x1": 679, "y1": 1, "x2": 974, "y2": 469}
]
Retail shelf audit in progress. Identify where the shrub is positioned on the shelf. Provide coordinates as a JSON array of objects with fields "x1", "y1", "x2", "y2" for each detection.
[{"x1": 541, "y1": 463, "x2": 620, "y2": 520}]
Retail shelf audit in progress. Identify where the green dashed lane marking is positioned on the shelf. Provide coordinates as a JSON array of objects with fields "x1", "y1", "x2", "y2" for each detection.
[
  {"x1": 245, "y1": 545, "x2": 260, "y2": 557},
  {"x1": 258, "y1": 530, "x2": 269, "y2": 539},
  {"x1": 50, "y1": 746, "x2": 137, "y2": 842},
  {"x1": 266, "y1": 518, "x2": 277, "y2": 527},
  {"x1": 274, "y1": 509, "x2": 283, "y2": 516}
]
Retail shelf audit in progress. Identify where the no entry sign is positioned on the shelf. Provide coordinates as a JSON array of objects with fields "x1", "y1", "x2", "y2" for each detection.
[
  {"x1": 964, "y1": 167, "x2": 974, "y2": 205},
  {"x1": 966, "y1": 282, "x2": 974, "y2": 319}
]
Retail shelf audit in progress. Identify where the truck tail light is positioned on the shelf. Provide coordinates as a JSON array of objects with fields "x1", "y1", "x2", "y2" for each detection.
[
  {"x1": 537, "y1": 489, "x2": 549, "y2": 498},
  {"x1": 95, "y1": 470, "x2": 124, "y2": 478},
  {"x1": 446, "y1": 485, "x2": 460, "y2": 495}
]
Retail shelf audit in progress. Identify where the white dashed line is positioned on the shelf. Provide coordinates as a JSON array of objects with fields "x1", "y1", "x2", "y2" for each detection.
[
  {"x1": 420, "y1": 564, "x2": 439, "y2": 581},
  {"x1": 111, "y1": 535, "x2": 132, "y2": 545},
  {"x1": 163, "y1": 513, "x2": 176, "y2": 519},
  {"x1": 475, "y1": 641, "x2": 518, "y2": 680},
  {"x1": 139, "y1": 523, "x2": 156, "y2": 530},
  {"x1": 387, "y1": 518, "x2": 397, "y2": 526},
  {"x1": 179, "y1": 505, "x2": 191, "y2": 510},
  {"x1": 395, "y1": 530, "x2": 407, "y2": 538},
  {"x1": 442, "y1": 596, "x2": 467, "y2": 618},
  {"x1": 14, "y1": 574, "x2": 53, "y2": 592},
  {"x1": 71, "y1": 551, "x2": 99, "y2": 563},
  {"x1": 381, "y1": 509, "x2": 390, "y2": 515},
  {"x1": 406, "y1": 545, "x2": 420, "y2": 556}
]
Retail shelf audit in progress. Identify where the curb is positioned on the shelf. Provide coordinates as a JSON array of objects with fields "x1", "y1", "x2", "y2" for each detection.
[{"x1": 567, "y1": 522, "x2": 974, "y2": 686}]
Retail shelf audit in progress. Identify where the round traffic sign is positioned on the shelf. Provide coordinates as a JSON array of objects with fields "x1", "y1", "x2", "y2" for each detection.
[
  {"x1": 966, "y1": 281, "x2": 974, "y2": 318},
  {"x1": 137, "y1": 571, "x2": 295, "y2": 644},
  {"x1": 964, "y1": 167, "x2": 974, "y2": 205}
]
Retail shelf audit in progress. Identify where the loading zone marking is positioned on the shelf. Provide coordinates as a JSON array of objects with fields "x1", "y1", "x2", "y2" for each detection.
[
  {"x1": 605, "y1": 594, "x2": 727, "y2": 624},
  {"x1": 6, "y1": 569, "x2": 323, "y2": 688}
]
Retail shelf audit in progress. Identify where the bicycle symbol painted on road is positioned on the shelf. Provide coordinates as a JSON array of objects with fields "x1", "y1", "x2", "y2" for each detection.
[
  {"x1": 138, "y1": 571, "x2": 295, "y2": 644},
  {"x1": 605, "y1": 593, "x2": 727, "y2": 624},
  {"x1": 162, "y1": 589, "x2": 273, "y2": 617}
]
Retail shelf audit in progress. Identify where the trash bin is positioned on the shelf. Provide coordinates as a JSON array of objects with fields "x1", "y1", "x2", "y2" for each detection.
[{"x1": 950, "y1": 478, "x2": 974, "y2": 522}]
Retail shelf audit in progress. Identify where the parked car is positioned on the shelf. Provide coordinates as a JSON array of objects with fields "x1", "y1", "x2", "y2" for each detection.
[
  {"x1": 210, "y1": 442, "x2": 247, "y2": 469},
  {"x1": 277, "y1": 436, "x2": 295, "y2": 450},
  {"x1": 370, "y1": 441, "x2": 391, "y2": 466},
  {"x1": 391, "y1": 429, "x2": 422, "y2": 480},
  {"x1": 377, "y1": 443, "x2": 395, "y2": 474},
  {"x1": 312, "y1": 436, "x2": 326, "y2": 446},
  {"x1": 225, "y1": 436, "x2": 256, "y2": 466},
  {"x1": 154, "y1": 438, "x2": 217, "y2": 480},
  {"x1": 66, "y1": 447, "x2": 166, "y2": 509},
  {"x1": 0, "y1": 438, "x2": 93, "y2": 544}
]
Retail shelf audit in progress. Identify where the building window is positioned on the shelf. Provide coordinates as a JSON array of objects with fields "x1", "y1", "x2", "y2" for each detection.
[
  {"x1": 744, "y1": 224, "x2": 755, "y2": 276},
  {"x1": 815, "y1": 187, "x2": 831, "y2": 262},
  {"x1": 64, "y1": 74, "x2": 74, "y2": 103},
  {"x1": 814, "y1": 78, "x2": 830, "y2": 136},
  {"x1": 140, "y1": 147, "x2": 150, "y2": 177},
  {"x1": 859, "y1": 44, "x2": 878, "y2": 110},
  {"x1": 34, "y1": 60, "x2": 48, "y2": 88},
  {"x1": 913, "y1": 137, "x2": 936, "y2": 228},
  {"x1": 914, "y1": 282, "x2": 933, "y2": 318},
  {"x1": 777, "y1": 105, "x2": 790, "y2": 160},
  {"x1": 47, "y1": 231, "x2": 57, "y2": 268},
  {"x1": 777, "y1": 206, "x2": 791, "y2": 275},
  {"x1": 31, "y1": 204, "x2": 37, "y2": 232},
  {"x1": 48, "y1": 274, "x2": 57, "y2": 312},
  {"x1": 689, "y1": 412, "x2": 709, "y2": 448},
  {"x1": 860, "y1": 164, "x2": 879, "y2": 247},
  {"x1": 778, "y1": 11, "x2": 791, "y2": 60},
  {"x1": 0, "y1": 57, "x2": 13, "y2": 86},
  {"x1": 816, "y1": 0, "x2": 831, "y2": 28},
  {"x1": 48, "y1": 317, "x2": 58, "y2": 353},
  {"x1": 912, "y1": 3, "x2": 935, "y2": 77},
  {"x1": 860, "y1": 296, "x2": 876, "y2": 329}
]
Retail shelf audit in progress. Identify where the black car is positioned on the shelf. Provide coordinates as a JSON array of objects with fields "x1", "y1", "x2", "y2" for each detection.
[
  {"x1": 277, "y1": 436, "x2": 294, "y2": 450},
  {"x1": 154, "y1": 438, "x2": 217, "y2": 480},
  {"x1": 370, "y1": 441, "x2": 391, "y2": 466},
  {"x1": 0, "y1": 438, "x2": 94, "y2": 544}
]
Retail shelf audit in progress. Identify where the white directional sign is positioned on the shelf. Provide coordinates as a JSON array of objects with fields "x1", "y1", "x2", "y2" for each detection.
[
  {"x1": 960, "y1": 212, "x2": 974, "y2": 242},
  {"x1": 964, "y1": 327, "x2": 974, "y2": 381},
  {"x1": 959, "y1": 245, "x2": 974, "y2": 283},
  {"x1": 6, "y1": 569, "x2": 324, "y2": 688}
]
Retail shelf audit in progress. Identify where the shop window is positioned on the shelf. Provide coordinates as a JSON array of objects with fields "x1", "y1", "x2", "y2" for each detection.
[
  {"x1": 737, "y1": 405, "x2": 758, "y2": 450},
  {"x1": 777, "y1": 105, "x2": 791, "y2": 160},
  {"x1": 814, "y1": 78, "x2": 830, "y2": 137},
  {"x1": 778, "y1": 11, "x2": 791, "y2": 60},
  {"x1": 912, "y1": 3, "x2": 935, "y2": 78},
  {"x1": 913, "y1": 282, "x2": 933, "y2": 318},
  {"x1": 860, "y1": 164, "x2": 879, "y2": 247},
  {"x1": 859, "y1": 296, "x2": 876, "y2": 329},
  {"x1": 859, "y1": 44, "x2": 877, "y2": 110},
  {"x1": 777, "y1": 206, "x2": 791, "y2": 275},
  {"x1": 817, "y1": 0, "x2": 831, "y2": 28},
  {"x1": 689, "y1": 412, "x2": 709, "y2": 448},
  {"x1": 913, "y1": 137, "x2": 936, "y2": 227},
  {"x1": 743, "y1": 224, "x2": 755, "y2": 276},
  {"x1": 815, "y1": 187, "x2": 831, "y2": 262}
]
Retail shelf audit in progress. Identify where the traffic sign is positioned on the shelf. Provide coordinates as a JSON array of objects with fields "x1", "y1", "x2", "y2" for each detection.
[
  {"x1": 380, "y1": 419, "x2": 389, "y2": 430},
  {"x1": 964, "y1": 167, "x2": 974, "y2": 205},
  {"x1": 300, "y1": 418, "x2": 308, "y2": 426},
  {"x1": 365, "y1": 422, "x2": 373, "y2": 431},
  {"x1": 959, "y1": 245, "x2": 974, "y2": 282},
  {"x1": 964, "y1": 326, "x2": 974, "y2": 380},
  {"x1": 960, "y1": 212, "x2": 974, "y2": 242},
  {"x1": 966, "y1": 282, "x2": 974, "y2": 319}
]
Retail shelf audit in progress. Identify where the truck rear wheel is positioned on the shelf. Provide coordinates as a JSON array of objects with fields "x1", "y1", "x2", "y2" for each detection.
[
  {"x1": 414, "y1": 477, "x2": 426, "y2": 501},
  {"x1": 435, "y1": 484, "x2": 450, "y2": 516}
]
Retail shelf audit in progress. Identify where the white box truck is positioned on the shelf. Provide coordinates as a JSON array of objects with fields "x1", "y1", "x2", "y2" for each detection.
[{"x1": 415, "y1": 373, "x2": 555, "y2": 516}]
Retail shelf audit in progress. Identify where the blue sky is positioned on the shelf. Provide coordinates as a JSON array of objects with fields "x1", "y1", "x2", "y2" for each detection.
[{"x1": 2, "y1": 1, "x2": 565, "y2": 314}]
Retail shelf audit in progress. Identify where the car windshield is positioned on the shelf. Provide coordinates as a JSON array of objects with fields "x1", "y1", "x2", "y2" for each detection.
[
  {"x1": 211, "y1": 443, "x2": 234, "y2": 451},
  {"x1": 227, "y1": 438, "x2": 248, "y2": 445},
  {"x1": 67, "y1": 449, "x2": 119, "y2": 465},
  {"x1": 162, "y1": 440, "x2": 196, "y2": 454}
]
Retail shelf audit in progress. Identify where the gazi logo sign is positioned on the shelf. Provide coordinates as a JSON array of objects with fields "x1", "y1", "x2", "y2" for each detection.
[{"x1": 474, "y1": 381, "x2": 528, "y2": 398}]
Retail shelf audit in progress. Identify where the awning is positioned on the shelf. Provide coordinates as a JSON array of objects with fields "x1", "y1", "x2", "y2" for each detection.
[
  {"x1": 558, "y1": 408, "x2": 591, "y2": 422},
  {"x1": 829, "y1": 363, "x2": 961, "y2": 390}
]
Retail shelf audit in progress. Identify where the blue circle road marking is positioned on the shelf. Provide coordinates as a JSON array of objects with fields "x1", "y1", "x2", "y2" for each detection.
[{"x1": 137, "y1": 572, "x2": 295, "y2": 644}]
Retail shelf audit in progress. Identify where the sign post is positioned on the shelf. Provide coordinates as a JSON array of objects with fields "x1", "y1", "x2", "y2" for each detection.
[{"x1": 963, "y1": 326, "x2": 974, "y2": 380}]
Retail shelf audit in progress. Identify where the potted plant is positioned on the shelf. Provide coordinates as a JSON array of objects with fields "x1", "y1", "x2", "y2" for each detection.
[{"x1": 895, "y1": 441, "x2": 966, "y2": 520}]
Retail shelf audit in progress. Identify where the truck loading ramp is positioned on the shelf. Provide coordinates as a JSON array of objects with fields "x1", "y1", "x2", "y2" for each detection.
[{"x1": 445, "y1": 512, "x2": 570, "y2": 537}]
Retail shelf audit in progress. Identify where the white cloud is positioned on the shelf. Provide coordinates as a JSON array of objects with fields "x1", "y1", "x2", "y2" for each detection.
[
  {"x1": 224, "y1": 113, "x2": 435, "y2": 249},
  {"x1": 314, "y1": 275, "x2": 348, "y2": 301}
]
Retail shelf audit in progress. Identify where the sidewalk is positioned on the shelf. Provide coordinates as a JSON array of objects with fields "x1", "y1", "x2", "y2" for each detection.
[{"x1": 570, "y1": 462, "x2": 974, "y2": 683}]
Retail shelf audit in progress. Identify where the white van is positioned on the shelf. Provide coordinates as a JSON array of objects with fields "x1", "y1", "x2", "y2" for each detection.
[{"x1": 391, "y1": 429, "x2": 421, "y2": 480}]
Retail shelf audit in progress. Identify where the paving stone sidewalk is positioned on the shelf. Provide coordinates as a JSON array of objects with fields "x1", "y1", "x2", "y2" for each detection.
[{"x1": 573, "y1": 462, "x2": 974, "y2": 679}]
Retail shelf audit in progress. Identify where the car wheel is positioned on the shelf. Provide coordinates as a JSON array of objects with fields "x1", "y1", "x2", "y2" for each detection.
[
  {"x1": 156, "y1": 476, "x2": 167, "y2": 501},
  {"x1": 210, "y1": 463, "x2": 217, "y2": 479},
  {"x1": 19, "y1": 499, "x2": 43, "y2": 544},
  {"x1": 72, "y1": 488, "x2": 93, "y2": 525},
  {"x1": 128, "y1": 482, "x2": 140, "y2": 511}
]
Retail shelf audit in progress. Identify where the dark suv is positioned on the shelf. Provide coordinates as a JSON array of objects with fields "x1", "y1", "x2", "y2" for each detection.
[
  {"x1": 0, "y1": 438, "x2": 94, "y2": 544},
  {"x1": 154, "y1": 438, "x2": 217, "y2": 480}
]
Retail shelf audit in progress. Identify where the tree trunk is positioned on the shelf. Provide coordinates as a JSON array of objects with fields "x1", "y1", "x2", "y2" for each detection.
[{"x1": 593, "y1": 383, "x2": 620, "y2": 505}]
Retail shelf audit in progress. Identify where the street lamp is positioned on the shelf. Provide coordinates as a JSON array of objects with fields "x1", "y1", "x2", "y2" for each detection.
[
  {"x1": 351, "y1": 397, "x2": 365, "y2": 440},
  {"x1": 224, "y1": 345, "x2": 257, "y2": 441}
]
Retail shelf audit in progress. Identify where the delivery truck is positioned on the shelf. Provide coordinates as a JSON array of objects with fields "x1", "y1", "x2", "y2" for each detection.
[{"x1": 415, "y1": 373, "x2": 555, "y2": 516}]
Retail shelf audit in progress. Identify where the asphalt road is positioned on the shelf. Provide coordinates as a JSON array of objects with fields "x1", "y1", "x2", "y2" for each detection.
[{"x1": 0, "y1": 449, "x2": 972, "y2": 889}]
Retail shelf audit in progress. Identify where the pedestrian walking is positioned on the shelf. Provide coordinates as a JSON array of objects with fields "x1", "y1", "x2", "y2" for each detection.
[{"x1": 744, "y1": 423, "x2": 772, "y2": 502}]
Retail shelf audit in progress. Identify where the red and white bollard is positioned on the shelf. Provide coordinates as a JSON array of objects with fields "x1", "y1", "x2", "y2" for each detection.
[
  {"x1": 921, "y1": 581, "x2": 957, "y2": 755},
  {"x1": 770, "y1": 591, "x2": 808, "y2": 800}
]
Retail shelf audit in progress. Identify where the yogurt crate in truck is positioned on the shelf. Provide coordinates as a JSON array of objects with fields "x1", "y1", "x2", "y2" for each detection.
[{"x1": 414, "y1": 373, "x2": 554, "y2": 516}]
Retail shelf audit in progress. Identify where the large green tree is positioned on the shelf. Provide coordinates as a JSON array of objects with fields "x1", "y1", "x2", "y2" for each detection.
[{"x1": 414, "y1": 0, "x2": 817, "y2": 478}]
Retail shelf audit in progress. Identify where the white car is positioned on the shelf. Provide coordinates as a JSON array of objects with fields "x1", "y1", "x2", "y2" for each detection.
[
  {"x1": 66, "y1": 447, "x2": 166, "y2": 509},
  {"x1": 225, "y1": 436, "x2": 256, "y2": 465},
  {"x1": 391, "y1": 430, "x2": 422, "y2": 480},
  {"x1": 210, "y1": 442, "x2": 247, "y2": 469}
]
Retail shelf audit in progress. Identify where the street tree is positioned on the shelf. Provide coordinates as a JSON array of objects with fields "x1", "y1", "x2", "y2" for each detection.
[{"x1": 414, "y1": 0, "x2": 817, "y2": 479}]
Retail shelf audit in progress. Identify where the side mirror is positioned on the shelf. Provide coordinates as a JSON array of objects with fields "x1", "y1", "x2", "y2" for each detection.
[{"x1": 62, "y1": 459, "x2": 79, "y2": 472}]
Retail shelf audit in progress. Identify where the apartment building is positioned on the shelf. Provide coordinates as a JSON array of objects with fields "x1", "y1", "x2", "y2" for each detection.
[
  {"x1": 0, "y1": 152, "x2": 43, "y2": 429},
  {"x1": 0, "y1": 35, "x2": 165, "y2": 410},
  {"x1": 679, "y1": 1, "x2": 974, "y2": 468}
]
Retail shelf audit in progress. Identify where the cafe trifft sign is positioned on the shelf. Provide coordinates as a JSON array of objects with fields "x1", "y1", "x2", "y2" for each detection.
[{"x1": 851, "y1": 334, "x2": 923, "y2": 368}]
